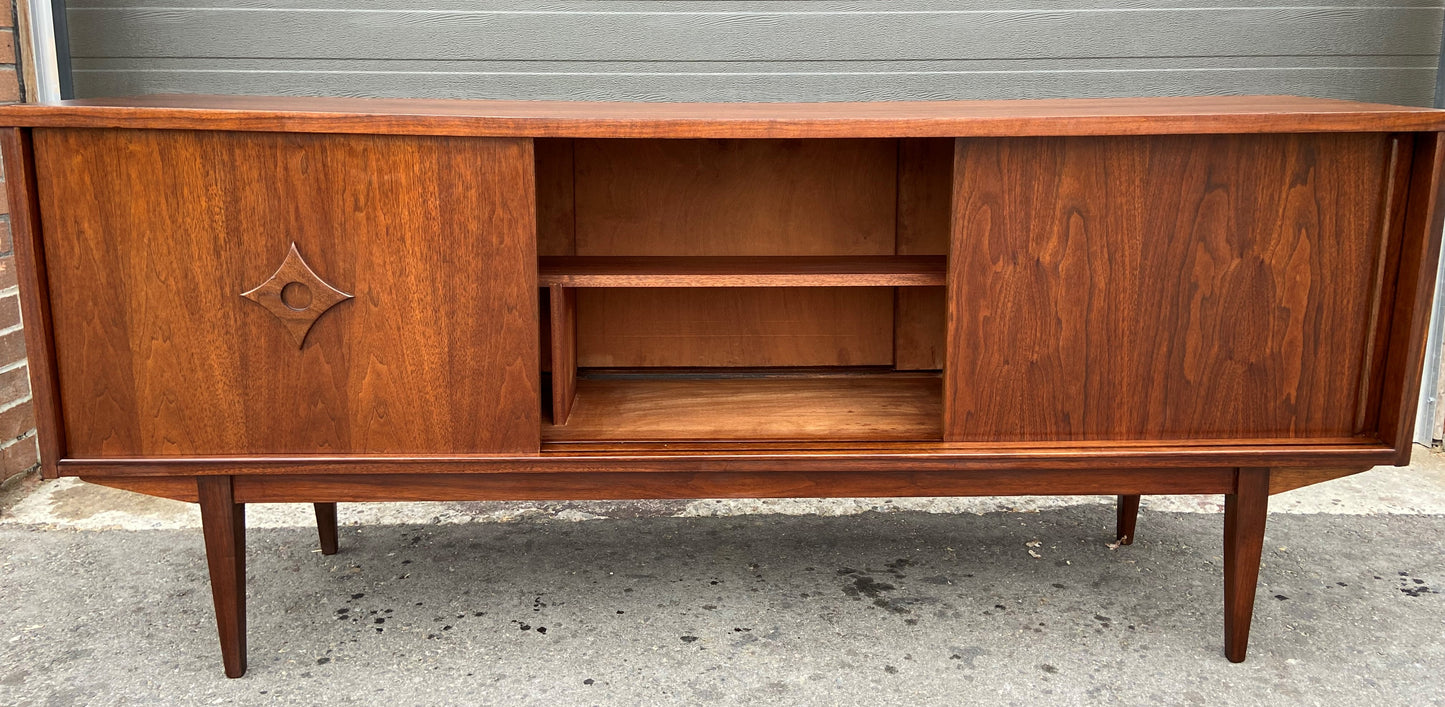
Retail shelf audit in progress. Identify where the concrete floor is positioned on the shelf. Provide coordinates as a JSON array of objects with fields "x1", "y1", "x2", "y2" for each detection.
[{"x1": 1, "y1": 456, "x2": 1444, "y2": 705}]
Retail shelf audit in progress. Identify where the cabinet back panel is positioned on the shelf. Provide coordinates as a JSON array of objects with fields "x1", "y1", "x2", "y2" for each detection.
[
  {"x1": 35, "y1": 128, "x2": 540, "y2": 456},
  {"x1": 536, "y1": 138, "x2": 575, "y2": 258},
  {"x1": 573, "y1": 138, "x2": 896, "y2": 256},
  {"x1": 946, "y1": 133, "x2": 1396, "y2": 441},
  {"x1": 566, "y1": 138, "x2": 899, "y2": 367},
  {"x1": 577, "y1": 287, "x2": 894, "y2": 368}
]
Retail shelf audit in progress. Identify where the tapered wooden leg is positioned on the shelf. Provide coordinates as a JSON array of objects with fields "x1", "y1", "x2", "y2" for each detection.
[
  {"x1": 314, "y1": 503, "x2": 339, "y2": 555},
  {"x1": 198, "y1": 476, "x2": 247, "y2": 678},
  {"x1": 1223, "y1": 467, "x2": 1271, "y2": 663},
  {"x1": 1115, "y1": 494, "x2": 1140, "y2": 544}
]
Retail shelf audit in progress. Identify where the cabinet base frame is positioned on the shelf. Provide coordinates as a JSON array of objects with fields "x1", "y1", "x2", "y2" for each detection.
[{"x1": 82, "y1": 463, "x2": 1298, "y2": 676}]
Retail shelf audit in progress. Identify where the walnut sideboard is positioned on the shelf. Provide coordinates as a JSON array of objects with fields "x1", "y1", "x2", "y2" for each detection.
[{"x1": 2, "y1": 94, "x2": 1444, "y2": 677}]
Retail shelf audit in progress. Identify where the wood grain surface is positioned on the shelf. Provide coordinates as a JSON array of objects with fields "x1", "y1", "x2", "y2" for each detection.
[
  {"x1": 1377, "y1": 133, "x2": 1445, "y2": 464},
  {"x1": 577, "y1": 288, "x2": 895, "y2": 368},
  {"x1": 3, "y1": 95, "x2": 1444, "y2": 138},
  {"x1": 0, "y1": 129, "x2": 66, "y2": 478},
  {"x1": 1350, "y1": 136, "x2": 1413, "y2": 441},
  {"x1": 573, "y1": 139, "x2": 896, "y2": 255},
  {"x1": 534, "y1": 138, "x2": 575, "y2": 257},
  {"x1": 312, "y1": 502, "x2": 338, "y2": 555},
  {"x1": 1115, "y1": 494, "x2": 1141, "y2": 545},
  {"x1": 570, "y1": 138, "x2": 898, "y2": 367},
  {"x1": 539, "y1": 256, "x2": 945, "y2": 287},
  {"x1": 947, "y1": 132, "x2": 1398, "y2": 442},
  {"x1": 238, "y1": 243, "x2": 355, "y2": 348},
  {"x1": 542, "y1": 373, "x2": 942, "y2": 442},
  {"x1": 84, "y1": 475, "x2": 202, "y2": 502},
  {"x1": 1224, "y1": 467, "x2": 1271, "y2": 662},
  {"x1": 223, "y1": 467, "x2": 1239, "y2": 504},
  {"x1": 34, "y1": 128, "x2": 540, "y2": 456},
  {"x1": 893, "y1": 287, "x2": 946, "y2": 371},
  {"x1": 197, "y1": 476, "x2": 247, "y2": 678},
  {"x1": 549, "y1": 285, "x2": 578, "y2": 425},
  {"x1": 894, "y1": 138, "x2": 952, "y2": 370},
  {"x1": 1267, "y1": 466, "x2": 1366, "y2": 495},
  {"x1": 85, "y1": 467, "x2": 1241, "y2": 504},
  {"x1": 59, "y1": 440, "x2": 1393, "y2": 477}
]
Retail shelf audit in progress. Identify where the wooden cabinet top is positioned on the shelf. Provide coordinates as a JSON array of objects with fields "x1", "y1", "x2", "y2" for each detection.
[{"x1": 2, "y1": 94, "x2": 1444, "y2": 138}]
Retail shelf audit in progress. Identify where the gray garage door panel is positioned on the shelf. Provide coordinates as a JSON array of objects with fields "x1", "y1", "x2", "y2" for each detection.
[{"x1": 65, "y1": 0, "x2": 1445, "y2": 105}]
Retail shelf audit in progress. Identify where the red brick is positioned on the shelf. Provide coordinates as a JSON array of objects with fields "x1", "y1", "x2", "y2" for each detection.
[
  {"x1": 0, "y1": 72, "x2": 17, "y2": 103},
  {"x1": 0, "y1": 398, "x2": 31, "y2": 439},
  {"x1": 0, "y1": 435, "x2": 38, "y2": 483},
  {"x1": 0, "y1": 294, "x2": 18, "y2": 328},
  {"x1": 0, "y1": 31, "x2": 13, "y2": 61},
  {"x1": 0, "y1": 7, "x2": 12, "y2": 30},
  {"x1": 0, "y1": 219, "x2": 11, "y2": 252},
  {"x1": 0, "y1": 177, "x2": 9, "y2": 216},
  {"x1": 0, "y1": 253, "x2": 16, "y2": 290},
  {"x1": 0, "y1": 328, "x2": 24, "y2": 364},
  {"x1": 0, "y1": 365, "x2": 28, "y2": 402}
]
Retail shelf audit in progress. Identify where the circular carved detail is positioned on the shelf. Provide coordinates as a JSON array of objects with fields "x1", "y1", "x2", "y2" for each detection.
[{"x1": 280, "y1": 282, "x2": 313, "y2": 310}]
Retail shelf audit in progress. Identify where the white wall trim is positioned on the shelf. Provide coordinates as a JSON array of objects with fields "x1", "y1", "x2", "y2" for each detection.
[{"x1": 27, "y1": 0, "x2": 62, "y2": 102}]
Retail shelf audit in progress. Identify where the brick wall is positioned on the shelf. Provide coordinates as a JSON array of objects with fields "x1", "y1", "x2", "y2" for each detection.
[{"x1": 0, "y1": 3, "x2": 35, "y2": 488}]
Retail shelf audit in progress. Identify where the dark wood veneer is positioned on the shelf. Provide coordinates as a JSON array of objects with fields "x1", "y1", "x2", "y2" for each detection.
[
  {"x1": 947, "y1": 132, "x2": 1398, "y2": 442},
  {"x1": 1115, "y1": 495, "x2": 1141, "y2": 545},
  {"x1": 4, "y1": 95, "x2": 1442, "y2": 676},
  {"x1": 0, "y1": 129, "x2": 65, "y2": 479},
  {"x1": 1379, "y1": 133, "x2": 1445, "y2": 463},
  {"x1": 33, "y1": 128, "x2": 540, "y2": 457},
  {"x1": 539, "y1": 255, "x2": 946, "y2": 288},
  {"x1": 56, "y1": 440, "x2": 1397, "y2": 477},
  {"x1": 1224, "y1": 468, "x2": 1272, "y2": 663},
  {"x1": 241, "y1": 468, "x2": 1242, "y2": 503},
  {"x1": 313, "y1": 502, "x2": 339, "y2": 556},
  {"x1": 197, "y1": 476, "x2": 246, "y2": 678},
  {"x1": 3, "y1": 95, "x2": 1445, "y2": 137},
  {"x1": 239, "y1": 243, "x2": 355, "y2": 348},
  {"x1": 549, "y1": 285, "x2": 578, "y2": 425}
]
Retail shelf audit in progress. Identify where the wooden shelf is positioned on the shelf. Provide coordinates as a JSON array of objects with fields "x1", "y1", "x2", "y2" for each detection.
[
  {"x1": 538, "y1": 255, "x2": 945, "y2": 288},
  {"x1": 543, "y1": 372, "x2": 942, "y2": 442}
]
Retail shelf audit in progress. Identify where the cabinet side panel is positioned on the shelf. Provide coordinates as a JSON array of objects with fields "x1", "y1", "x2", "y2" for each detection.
[
  {"x1": 946, "y1": 133, "x2": 1392, "y2": 442},
  {"x1": 895, "y1": 138, "x2": 952, "y2": 370},
  {"x1": 36, "y1": 128, "x2": 539, "y2": 456},
  {"x1": 0, "y1": 129, "x2": 65, "y2": 478},
  {"x1": 1377, "y1": 132, "x2": 1445, "y2": 463}
]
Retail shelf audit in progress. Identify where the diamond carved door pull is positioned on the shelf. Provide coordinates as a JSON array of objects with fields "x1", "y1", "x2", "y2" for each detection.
[{"x1": 241, "y1": 243, "x2": 353, "y2": 347}]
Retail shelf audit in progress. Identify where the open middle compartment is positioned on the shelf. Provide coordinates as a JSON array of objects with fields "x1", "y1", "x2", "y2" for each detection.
[{"x1": 537, "y1": 137, "x2": 953, "y2": 443}]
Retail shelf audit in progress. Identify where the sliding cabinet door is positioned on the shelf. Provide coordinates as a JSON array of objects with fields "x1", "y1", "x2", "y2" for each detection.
[
  {"x1": 946, "y1": 133, "x2": 1403, "y2": 443},
  {"x1": 35, "y1": 128, "x2": 539, "y2": 457}
]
